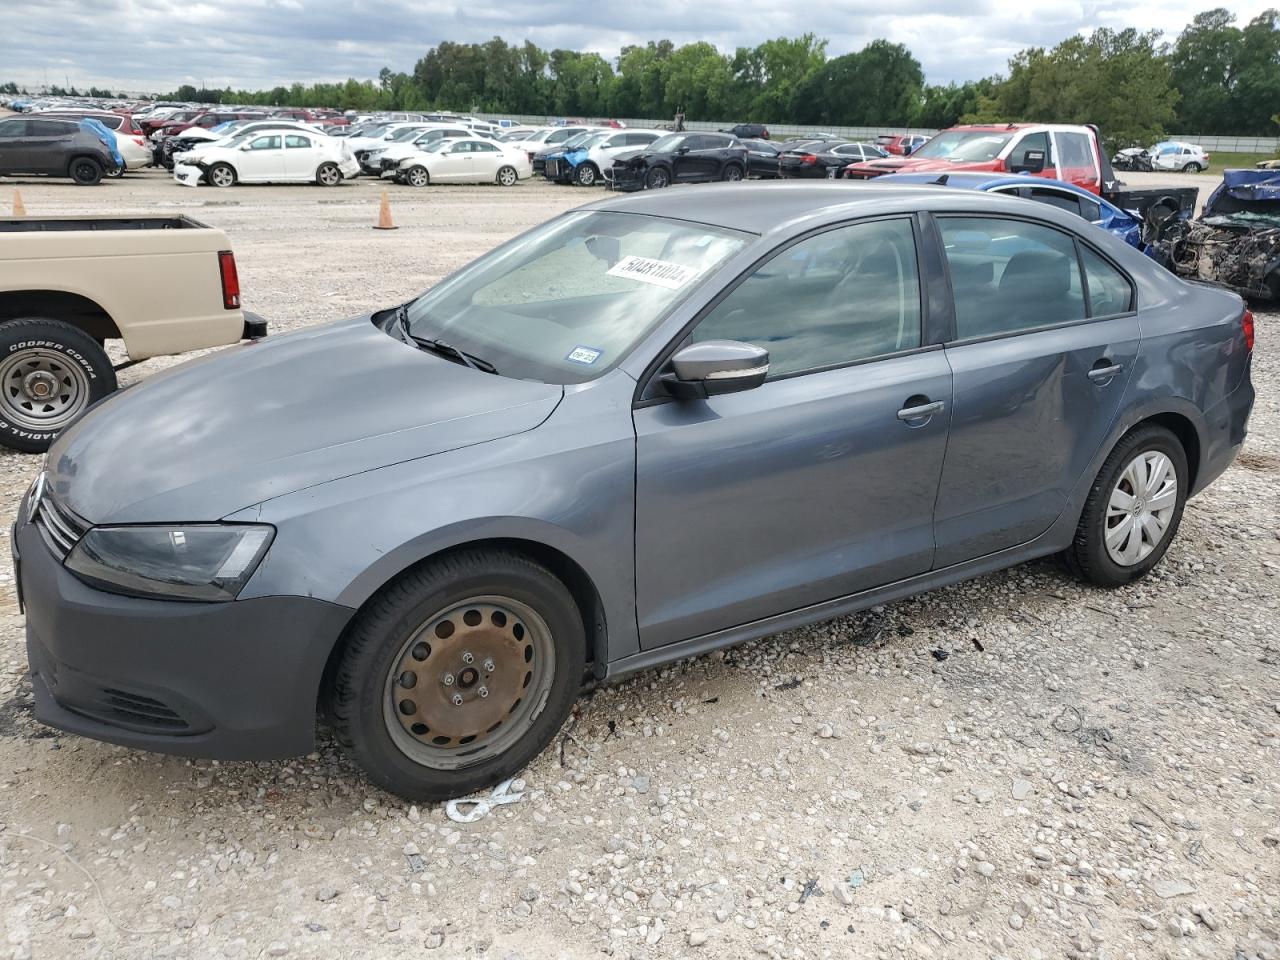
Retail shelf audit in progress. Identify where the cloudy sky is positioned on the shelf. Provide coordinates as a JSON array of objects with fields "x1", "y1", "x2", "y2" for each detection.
[{"x1": 2, "y1": 0, "x2": 1274, "y2": 93}]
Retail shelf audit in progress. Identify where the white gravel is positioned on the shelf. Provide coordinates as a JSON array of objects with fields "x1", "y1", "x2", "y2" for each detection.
[{"x1": 0, "y1": 169, "x2": 1277, "y2": 960}]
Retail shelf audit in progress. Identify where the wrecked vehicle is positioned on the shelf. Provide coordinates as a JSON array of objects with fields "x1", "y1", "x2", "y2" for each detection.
[
  {"x1": 1150, "y1": 170, "x2": 1280, "y2": 300},
  {"x1": 1112, "y1": 147, "x2": 1153, "y2": 172}
]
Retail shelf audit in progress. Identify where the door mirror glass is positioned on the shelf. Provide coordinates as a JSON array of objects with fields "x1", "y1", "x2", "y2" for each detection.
[
  {"x1": 663, "y1": 341, "x2": 769, "y2": 399},
  {"x1": 1011, "y1": 149, "x2": 1046, "y2": 174}
]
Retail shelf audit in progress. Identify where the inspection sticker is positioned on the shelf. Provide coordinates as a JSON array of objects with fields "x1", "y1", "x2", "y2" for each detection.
[
  {"x1": 606, "y1": 255, "x2": 699, "y2": 290},
  {"x1": 566, "y1": 345, "x2": 603, "y2": 365}
]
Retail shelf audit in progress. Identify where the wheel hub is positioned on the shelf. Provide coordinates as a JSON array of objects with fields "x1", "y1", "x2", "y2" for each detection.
[
  {"x1": 22, "y1": 370, "x2": 58, "y2": 401},
  {"x1": 0, "y1": 348, "x2": 88, "y2": 429},
  {"x1": 390, "y1": 602, "x2": 535, "y2": 746}
]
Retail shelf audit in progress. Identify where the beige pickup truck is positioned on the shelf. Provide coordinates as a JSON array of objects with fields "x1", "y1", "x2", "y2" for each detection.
[{"x1": 0, "y1": 215, "x2": 265, "y2": 452}]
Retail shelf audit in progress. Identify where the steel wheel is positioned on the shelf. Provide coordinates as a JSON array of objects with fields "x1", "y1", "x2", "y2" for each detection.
[
  {"x1": 209, "y1": 164, "x2": 235, "y2": 188},
  {"x1": 1104, "y1": 451, "x2": 1178, "y2": 566},
  {"x1": 497, "y1": 165, "x2": 518, "y2": 187},
  {"x1": 0, "y1": 347, "x2": 91, "y2": 432},
  {"x1": 382, "y1": 596, "x2": 556, "y2": 771},
  {"x1": 317, "y1": 163, "x2": 342, "y2": 186},
  {"x1": 406, "y1": 166, "x2": 429, "y2": 187}
]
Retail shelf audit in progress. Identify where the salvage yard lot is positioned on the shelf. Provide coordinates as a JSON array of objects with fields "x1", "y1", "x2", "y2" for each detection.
[{"x1": 0, "y1": 171, "x2": 1277, "y2": 960}]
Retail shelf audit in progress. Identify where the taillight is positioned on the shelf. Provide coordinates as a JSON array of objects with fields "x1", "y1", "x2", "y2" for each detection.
[
  {"x1": 132, "y1": 136, "x2": 145, "y2": 147},
  {"x1": 801, "y1": 154, "x2": 817, "y2": 165},
  {"x1": 218, "y1": 250, "x2": 241, "y2": 310},
  {"x1": 1242, "y1": 308, "x2": 1254, "y2": 352}
]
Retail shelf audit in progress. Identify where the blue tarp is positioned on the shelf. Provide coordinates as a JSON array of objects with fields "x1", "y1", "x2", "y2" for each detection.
[{"x1": 79, "y1": 117, "x2": 123, "y2": 172}]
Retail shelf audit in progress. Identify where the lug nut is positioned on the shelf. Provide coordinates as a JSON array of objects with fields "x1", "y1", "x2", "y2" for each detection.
[
  {"x1": 452, "y1": 693, "x2": 464, "y2": 706},
  {"x1": 482, "y1": 658, "x2": 496, "y2": 672},
  {"x1": 441, "y1": 672, "x2": 455, "y2": 686},
  {"x1": 462, "y1": 651, "x2": 475, "y2": 664},
  {"x1": 477, "y1": 686, "x2": 489, "y2": 699}
]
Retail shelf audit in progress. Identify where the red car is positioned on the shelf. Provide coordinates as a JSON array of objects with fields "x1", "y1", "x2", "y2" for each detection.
[
  {"x1": 272, "y1": 109, "x2": 349, "y2": 128},
  {"x1": 844, "y1": 123, "x2": 1109, "y2": 195},
  {"x1": 875, "y1": 133, "x2": 929, "y2": 156},
  {"x1": 157, "y1": 110, "x2": 267, "y2": 138}
]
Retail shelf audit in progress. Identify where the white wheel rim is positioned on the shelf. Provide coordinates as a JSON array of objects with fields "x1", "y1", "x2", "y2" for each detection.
[{"x1": 1104, "y1": 451, "x2": 1178, "y2": 566}]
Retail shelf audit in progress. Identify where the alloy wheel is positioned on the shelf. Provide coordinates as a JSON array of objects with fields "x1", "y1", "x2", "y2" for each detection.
[
  {"x1": 210, "y1": 166, "x2": 235, "y2": 187},
  {"x1": 382, "y1": 596, "x2": 556, "y2": 770},
  {"x1": 1104, "y1": 451, "x2": 1178, "y2": 566}
]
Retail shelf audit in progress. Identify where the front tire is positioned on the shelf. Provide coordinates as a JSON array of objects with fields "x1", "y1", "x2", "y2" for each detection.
[
  {"x1": 0, "y1": 317, "x2": 117, "y2": 453},
  {"x1": 328, "y1": 549, "x2": 586, "y2": 801},
  {"x1": 1064, "y1": 425, "x2": 1187, "y2": 588},
  {"x1": 405, "y1": 165, "x2": 430, "y2": 187},
  {"x1": 68, "y1": 157, "x2": 103, "y2": 185},
  {"x1": 316, "y1": 162, "x2": 343, "y2": 186},
  {"x1": 574, "y1": 163, "x2": 598, "y2": 186},
  {"x1": 208, "y1": 163, "x2": 236, "y2": 188},
  {"x1": 645, "y1": 166, "x2": 671, "y2": 189}
]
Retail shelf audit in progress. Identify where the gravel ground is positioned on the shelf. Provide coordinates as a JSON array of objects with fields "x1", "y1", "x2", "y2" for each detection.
[{"x1": 0, "y1": 169, "x2": 1276, "y2": 960}]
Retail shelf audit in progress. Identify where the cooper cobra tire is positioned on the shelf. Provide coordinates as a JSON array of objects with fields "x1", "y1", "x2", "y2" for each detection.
[
  {"x1": 0, "y1": 317, "x2": 117, "y2": 453},
  {"x1": 328, "y1": 549, "x2": 586, "y2": 801}
]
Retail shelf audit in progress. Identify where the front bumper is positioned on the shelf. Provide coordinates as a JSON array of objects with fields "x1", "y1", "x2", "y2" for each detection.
[
  {"x1": 606, "y1": 166, "x2": 644, "y2": 192},
  {"x1": 15, "y1": 516, "x2": 352, "y2": 760},
  {"x1": 173, "y1": 162, "x2": 203, "y2": 187}
]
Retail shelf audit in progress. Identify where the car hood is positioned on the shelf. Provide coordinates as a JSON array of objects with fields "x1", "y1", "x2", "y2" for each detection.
[
  {"x1": 844, "y1": 156, "x2": 1001, "y2": 175},
  {"x1": 47, "y1": 317, "x2": 563, "y2": 524}
]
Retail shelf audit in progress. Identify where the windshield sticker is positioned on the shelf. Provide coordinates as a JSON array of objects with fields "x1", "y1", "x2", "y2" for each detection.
[
  {"x1": 606, "y1": 255, "x2": 700, "y2": 290},
  {"x1": 566, "y1": 345, "x2": 603, "y2": 365}
]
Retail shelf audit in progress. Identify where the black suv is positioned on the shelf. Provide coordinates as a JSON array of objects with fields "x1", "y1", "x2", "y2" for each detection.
[
  {"x1": 606, "y1": 132, "x2": 748, "y2": 192},
  {"x1": 0, "y1": 117, "x2": 117, "y2": 185},
  {"x1": 722, "y1": 122, "x2": 770, "y2": 140}
]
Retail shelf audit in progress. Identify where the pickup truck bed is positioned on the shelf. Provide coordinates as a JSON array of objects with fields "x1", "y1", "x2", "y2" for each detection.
[{"x1": 0, "y1": 214, "x2": 263, "y2": 452}]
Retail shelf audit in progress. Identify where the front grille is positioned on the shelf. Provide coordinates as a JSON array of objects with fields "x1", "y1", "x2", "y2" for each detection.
[
  {"x1": 545, "y1": 159, "x2": 560, "y2": 178},
  {"x1": 32, "y1": 483, "x2": 88, "y2": 561}
]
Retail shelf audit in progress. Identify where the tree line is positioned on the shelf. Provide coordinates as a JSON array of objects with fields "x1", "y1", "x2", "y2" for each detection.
[{"x1": 9, "y1": 8, "x2": 1278, "y2": 145}]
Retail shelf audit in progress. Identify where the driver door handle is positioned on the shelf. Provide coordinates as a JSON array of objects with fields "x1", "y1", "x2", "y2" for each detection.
[
  {"x1": 1088, "y1": 362, "x2": 1124, "y2": 382},
  {"x1": 897, "y1": 400, "x2": 945, "y2": 421}
]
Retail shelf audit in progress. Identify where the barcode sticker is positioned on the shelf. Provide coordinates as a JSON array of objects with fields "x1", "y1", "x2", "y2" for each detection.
[{"x1": 606, "y1": 255, "x2": 700, "y2": 290}]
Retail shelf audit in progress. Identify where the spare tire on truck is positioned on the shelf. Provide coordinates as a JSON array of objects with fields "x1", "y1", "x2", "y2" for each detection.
[{"x1": 0, "y1": 317, "x2": 117, "y2": 453}]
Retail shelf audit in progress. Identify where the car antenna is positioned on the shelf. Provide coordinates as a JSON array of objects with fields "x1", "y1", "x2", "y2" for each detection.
[{"x1": 932, "y1": 174, "x2": 949, "y2": 185}]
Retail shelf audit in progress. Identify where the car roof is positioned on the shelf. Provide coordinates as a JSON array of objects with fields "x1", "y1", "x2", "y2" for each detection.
[
  {"x1": 871, "y1": 172, "x2": 1129, "y2": 214},
  {"x1": 582, "y1": 180, "x2": 1086, "y2": 237}
]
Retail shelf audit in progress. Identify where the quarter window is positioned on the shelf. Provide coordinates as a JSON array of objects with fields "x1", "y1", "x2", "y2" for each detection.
[
  {"x1": 940, "y1": 217, "x2": 1086, "y2": 339},
  {"x1": 284, "y1": 135, "x2": 311, "y2": 149},
  {"x1": 689, "y1": 218, "x2": 922, "y2": 379},
  {"x1": 1081, "y1": 247, "x2": 1134, "y2": 316}
]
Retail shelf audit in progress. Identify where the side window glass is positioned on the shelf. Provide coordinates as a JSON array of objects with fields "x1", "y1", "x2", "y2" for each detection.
[
  {"x1": 1027, "y1": 188, "x2": 1082, "y2": 217},
  {"x1": 285, "y1": 135, "x2": 310, "y2": 149},
  {"x1": 689, "y1": 219, "x2": 922, "y2": 379},
  {"x1": 249, "y1": 136, "x2": 280, "y2": 150},
  {"x1": 1078, "y1": 197, "x2": 1102, "y2": 221},
  {"x1": 1081, "y1": 247, "x2": 1134, "y2": 317},
  {"x1": 940, "y1": 217, "x2": 1086, "y2": 339},
  {"x1": 0, "y1": 120, "x2": 28, "y2": 138},
  {"x1": 1057, "y1": 132, "x2": 1094, "y2": 170},
  {"x1": 1011, "y1": 131, "x2": 1051, "y2": 168}
]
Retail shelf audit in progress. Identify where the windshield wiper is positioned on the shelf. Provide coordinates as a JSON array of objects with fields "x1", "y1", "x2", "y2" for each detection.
[{"x1": 395, "y1": 303, "x2": 498, "y2": 374}]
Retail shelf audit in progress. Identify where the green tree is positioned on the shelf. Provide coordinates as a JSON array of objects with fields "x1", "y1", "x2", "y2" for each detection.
[
  {"x1": 731, "y1": 34, "x2": 827, "y2": 120},
  {"x1": 792, "y1": 40, "x2": 923, "y2": 126}
]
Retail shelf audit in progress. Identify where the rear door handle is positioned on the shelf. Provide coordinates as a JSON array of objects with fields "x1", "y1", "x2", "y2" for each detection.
[
  {"x1": 1088, "y1": 362, "x2": 1124, "y2": 382},
  {"x1": 897, "y1": 400, "x2": 945, "y2": 421}
]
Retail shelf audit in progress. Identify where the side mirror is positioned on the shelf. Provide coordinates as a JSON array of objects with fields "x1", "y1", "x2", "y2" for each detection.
[
  {"x1": 1010, "y1": 149, "x2": 1046, "y2": 174},
  {"x1": 676, "y1": 146, "x2": 690, "y2": 155},
  {"x1": 661, "y1": 341, "x2": 769, "y2": 399}
]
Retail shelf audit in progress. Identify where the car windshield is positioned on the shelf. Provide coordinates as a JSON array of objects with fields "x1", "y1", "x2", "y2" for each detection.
[
  {"x1": 649, "y1": 134, "x2": 688, "y2": 153},
  {"x1": 388, "y1": 127, "x2": 424, "y2": 141},
  {"x1": 574, "y1": 133, "x2": 609, "y2": 151},
  {"x1": 911, "y1": 131, "x2": 1015, "y2": 161},
  {"x1": 403, "y1": 210, "x2": 750, "y2": 384},
  {"x1": 558, "y1": 132, "x2": 595, "y2": 149}
]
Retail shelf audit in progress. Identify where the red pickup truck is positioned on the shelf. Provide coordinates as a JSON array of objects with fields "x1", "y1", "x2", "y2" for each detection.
[{"x1": 844, "y1": 123, "x2": 1111, "y2": 195}]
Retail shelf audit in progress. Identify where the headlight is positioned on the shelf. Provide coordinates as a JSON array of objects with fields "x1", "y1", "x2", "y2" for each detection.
[{"x1": 65, "y1": 524, "x2": 274, "y2": 602}]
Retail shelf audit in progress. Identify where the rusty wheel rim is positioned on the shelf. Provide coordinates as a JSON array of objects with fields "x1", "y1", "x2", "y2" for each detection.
[{"x1": 382, "y1": 595, "x2": 555, "y2": 770}]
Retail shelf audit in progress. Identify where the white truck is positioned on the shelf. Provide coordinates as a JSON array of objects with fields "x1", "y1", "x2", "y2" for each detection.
[{"x1": 0, "y1": 215, "x2": 266, "y2": 452}]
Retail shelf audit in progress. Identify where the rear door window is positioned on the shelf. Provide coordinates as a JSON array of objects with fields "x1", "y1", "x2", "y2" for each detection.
[{"x1": 939, "y1": 217, "x2": 1086, "y2": 339}]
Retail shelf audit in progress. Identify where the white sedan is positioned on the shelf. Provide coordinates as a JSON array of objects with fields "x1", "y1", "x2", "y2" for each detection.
[
  {"x1": 394, "y1": 138, "x2": 532, "y2": 187},
  {"x1": 173, "y1": 131, "x2": 360, "y2": 187}
]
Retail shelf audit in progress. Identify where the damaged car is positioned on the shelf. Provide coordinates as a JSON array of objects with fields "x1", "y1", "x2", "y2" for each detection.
[
  {"x1": 1149, "y1": 169, "x2": 1280, "y2": 300},
  {"x1": 604, "y1": 132, "x2": 747, "y2": 191}
]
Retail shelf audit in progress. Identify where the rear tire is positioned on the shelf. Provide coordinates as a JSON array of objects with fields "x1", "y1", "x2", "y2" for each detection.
[
  {"x1": 1064, "y1": 425, "x2": 1187, "y2": 588},
  {"x1": 0, "y1": 317, "x2": 117, "y2": 453},
  {"x1": 68, "y1": 157, "x2": 103, "y2": 185},
  {"x1": 1182, "y1": 162, "x2": 1202, "y2": 173},
  {"x1": 328, "y1": 549, "x2": 586, "y2": 801},
  {"x1": 496, "y1": 165, "x2": 518, "y2": 187},
  {"x1": 721, "y1": 163, "x2": 744, "y2": 182}
]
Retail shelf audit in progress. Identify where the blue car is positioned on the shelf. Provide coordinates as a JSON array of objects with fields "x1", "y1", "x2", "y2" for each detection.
[{"x1": 876, "y1": 172, "x2": 1146, "y2": 249}]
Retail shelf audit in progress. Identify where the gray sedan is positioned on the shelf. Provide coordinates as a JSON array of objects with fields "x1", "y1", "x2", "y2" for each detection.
[{"x1": 14, "y1": 182, "x2": 1255, "y2": 800}]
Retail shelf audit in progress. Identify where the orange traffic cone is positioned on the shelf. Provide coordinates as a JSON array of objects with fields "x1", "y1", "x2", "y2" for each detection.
[
  {"x1": 373, "y1": 190, "x2": 397, "y2": 231},
  {"x1": 12, "y1": 189, "x2": 25, "y2": 218}
]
